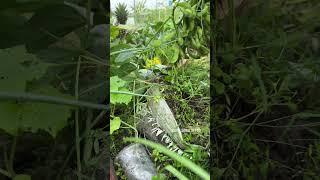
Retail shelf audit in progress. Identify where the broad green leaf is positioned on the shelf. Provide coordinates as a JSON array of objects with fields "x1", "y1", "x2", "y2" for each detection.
[
  {"x1": 110, "y1": 117, "x2": 121, "y2": 134},
  {"x1": 110, "y1": 76, "x2": 132, "y2": 105},
  {"x1": 117, "y1": 62, "x2": 137, "y2": 77},
  {"x1": 0, "y1": 85, "x2": 73, "y2": 137},
  {"x1": 13, "y1": 174, "x2": 31, "y2": 180},
  {"x1": 115, "y1": 51, "x2": 135, "y2": 63},
  {"x1": 25, "y1": 4, "x2": 85, "y2": 52},
  {"x1": 164, "y1": 44, "x2": 179, "y2": 64},
  {"x1": 110, "y1": 76, "x2": 126, "y2": 91},
  {"x1": 0, "y1": 45, "x2": 48, "y2": 92},
  {"x1": 111, "y1": 87, "x2": 133, "y2": 105}
]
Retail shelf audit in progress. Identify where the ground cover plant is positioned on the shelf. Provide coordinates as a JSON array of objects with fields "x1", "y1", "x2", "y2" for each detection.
[
  {"x1": 213, "y1": 0, "x2": 320, "y2": 179},
  {"x1": 0, "y1": 0, "x2": 109, "y2": 179},
  {"x1": 110, "y1": 0, "x2": 210, "y2": 179}
]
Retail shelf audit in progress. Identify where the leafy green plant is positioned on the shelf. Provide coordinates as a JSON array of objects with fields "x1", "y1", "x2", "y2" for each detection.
[
  {"x1": 0, "y1": 0, "x2": 109, "y2": 179},
  {"x1": 110, "y1": 1, "x2": 210, "y2": 179},
  {"x1": 214, "y1": 0, "x2": 320, "y2": 179},
  {"x1": 114, "y1": 3, "x2": 129, "y2": 25}
]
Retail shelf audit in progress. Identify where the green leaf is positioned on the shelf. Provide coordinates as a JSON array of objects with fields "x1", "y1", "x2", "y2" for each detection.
[
  {"x1": 117, "y1": 62, "x2": 137, "y2": 77},
  {"x1": 115, "y1": 51, "x2": 135, "y2": 63},
  {"x1": 25, "y1": 4, "x2": 85, "y2": 52},
  {"x1": 0, "y1": 85, "x2": 73, "y2": 137},
  {"x1": 110, "y1": 25, "x2": 119, "y2": 41},
  {"x1": 0, "y1": 45, "x2": 48, "y2": 92},
  {"x1": 152, "y1": 40, "x2": 162, "y2": 48},
  {"x1": 164, "y1": 44, "x2": 179, "y2": 63},
  {"x1": 110, "y1": 116, "x2": 121, "y2": 134},
  {"x1": 13, "y1": 174, "x2": 31, "y2": 180},
  {"x1": 174, "y1": 6, "x2": 184, "y2": 24},
  {"x1": 214, "y1": 81, "x2": 225, "y2": 95},
  {"x1": 110, "y1": 76, "x2": 126, "y2": 91},
  {"x1": 111, "y1": 87, "x2": 133, "y2": 105},
  {"x1": 110, "y1": 76, "x2": 132, "y2": 105}
]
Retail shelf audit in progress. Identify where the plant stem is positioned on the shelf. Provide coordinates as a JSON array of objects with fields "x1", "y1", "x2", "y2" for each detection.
[
  {"x1": 75, "y1": 57, "x2": 82, "y2": 180},
  {"x1": 227, "y1": 112, "x2": 263, "y2": 170},
  {"x1": 8, "y1": 136, "x2": 17, "y2": 177},
  {"x1": 56, "y1": 110, "x2": 106, "y2": 180},
  {"x1": 110, "y1": 90, "x2": 154, "y2": 97},
  {"x1": 0, "y1": 92, "x2": 109, "y2": 110}
]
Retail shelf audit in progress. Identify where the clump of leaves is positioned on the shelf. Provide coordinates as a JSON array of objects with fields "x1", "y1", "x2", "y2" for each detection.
[{"x1": 114, "y1": 3, "x2": 129, "y2": 25}]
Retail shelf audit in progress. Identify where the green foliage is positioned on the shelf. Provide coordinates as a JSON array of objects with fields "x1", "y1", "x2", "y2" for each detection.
[
  {"x1": 0, "y1": 45, "x2": 48, "y2": 92},
  {"x1": 0, "y1": 0, "x2": 109, "y2": 178},
  {"x1": 111, "y1": 1, "x2": 210, "y2": 179},
  {"x1": 110, "y1": 116, "x2": 122, "y2": 134},
  {"x1": 0, "y1": 86, "x2": 73, "y2": 137},
  {"x1": 173, "y1": 0, "x2": 210, "y2": 58},
  {"x1": 114, "y1": 3, "x2": 129, "y2": 25},
  {"x1": 110, "y1": 76, "x2": 133, "y2": 105},
  {"x1": 214, "y1": 0, "x2": 320, "y2": 178}
]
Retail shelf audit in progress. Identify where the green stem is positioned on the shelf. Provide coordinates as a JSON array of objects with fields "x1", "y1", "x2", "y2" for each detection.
[
  {"x1": 125, "y1": 138, "x2": 210, "y2": 180},
  {"x1": 0, "y1": 92, "x2": 109, "y2": 110},
  {"x1": 110, "y1": 90, "x2": 154, "y2": 97},
  {"x1": 9, "y1": 136, "x2": 17, "y2": 177},
  {"x1": 75, "y1": 57, "x2": 82, "y2": 180},
  {"x1": 56, "y1": 110, "x2": 106, "y2": 180}
]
